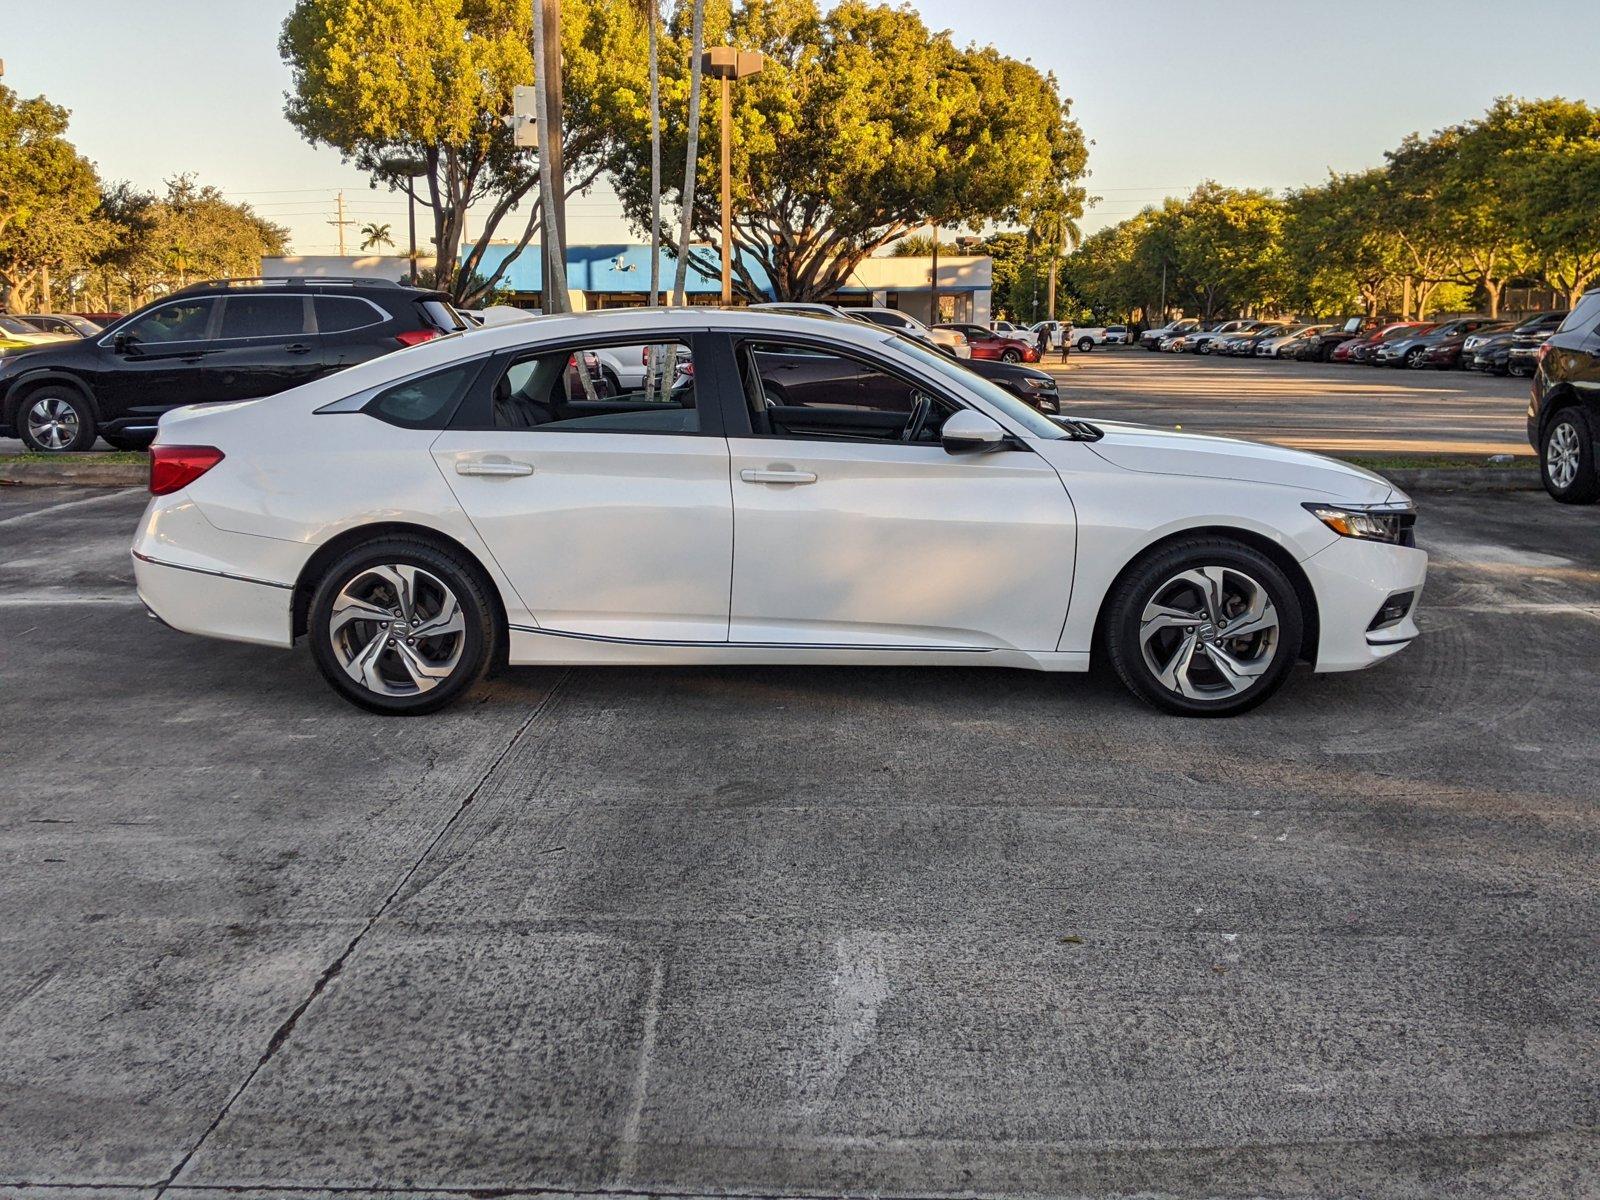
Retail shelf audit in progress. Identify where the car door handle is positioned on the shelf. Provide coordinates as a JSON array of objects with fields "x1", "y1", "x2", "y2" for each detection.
[
  {"x1": 456, "y1": 457, "x2": 534, "y2": 478},
  {"x1": 285, "y1": 343, "x2": 313, "y2": 354},
  {"x1": 740, "y1": 468, "x2": 817, "y2": 485}
]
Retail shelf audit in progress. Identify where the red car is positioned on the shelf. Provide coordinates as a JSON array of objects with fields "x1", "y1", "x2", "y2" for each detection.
[
  {"x1": 1333, "y1": 321, "x2": 1429, "y2": 363},
  {"x1": 935, "y1": 322, "x2": 1040, "y2": 363}
]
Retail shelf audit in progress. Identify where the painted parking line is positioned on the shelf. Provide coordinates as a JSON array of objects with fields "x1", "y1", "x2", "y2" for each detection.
[{"x1": 0, "y1": 487, "x2": 143, "y2": 530}]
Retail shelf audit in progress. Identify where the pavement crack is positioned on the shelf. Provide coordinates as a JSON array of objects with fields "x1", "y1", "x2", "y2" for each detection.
[{"x1": 147, "y1": 669, "x2": 575, "y2": 1198}]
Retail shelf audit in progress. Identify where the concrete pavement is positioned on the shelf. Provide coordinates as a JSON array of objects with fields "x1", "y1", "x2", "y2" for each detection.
[{"x1": 0, "y1": 485, "x2": 1596, "y2": 1198}]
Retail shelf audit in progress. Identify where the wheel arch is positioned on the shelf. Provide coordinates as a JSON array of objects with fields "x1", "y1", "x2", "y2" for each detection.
[
  {"x1": 1091, "y1": 524, "x2": 1321, "y2": 666},
  {"x1": 3, "y1": 369, "x2": 98, "y2": 427},
  {"x1": 291, "y1": 521, "x2": 509, "y2": 651},
  {"x1": 1537, "y1": 383, "x2": 1596, "y2": 441}
]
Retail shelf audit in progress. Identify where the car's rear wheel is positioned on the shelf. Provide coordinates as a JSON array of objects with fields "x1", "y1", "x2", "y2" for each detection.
[
  {"x1": 1077, "y1": 337, "x2": 1094, "y2": 352},
  {"x1": 17, "y1": 389, "x2": 97, "y2": 453},
  {"x1": 1103, "y1": 538, "x2": 1303, "y2": 717},
  {"x1": 308, "y1": 538, "x2": 499, "y2": 714},
  {"x1": 1541, "y1": 408, "x2": 1600, "y2": 504}
]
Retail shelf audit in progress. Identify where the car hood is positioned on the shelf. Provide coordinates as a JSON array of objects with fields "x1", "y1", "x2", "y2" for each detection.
[{"x1": 1078, "y1": 421, "x2": 1396, "y2": 503}]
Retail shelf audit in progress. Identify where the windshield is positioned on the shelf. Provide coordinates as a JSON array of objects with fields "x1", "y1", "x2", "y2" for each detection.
[{"x1": 888, "y1": 334, "x2": 1065, "y2": 440}]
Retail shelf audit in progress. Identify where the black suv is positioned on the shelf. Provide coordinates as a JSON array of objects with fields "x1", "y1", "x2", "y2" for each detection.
[
  {"x1": 0, "y1": 278, "x2": 466, "y2": 451},
  {"x1": 1528, "y1": 289, "x2": 1600, "y2": 503}
]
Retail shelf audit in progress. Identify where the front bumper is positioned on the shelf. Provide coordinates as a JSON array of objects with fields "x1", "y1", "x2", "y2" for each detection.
[{"x1": 1301, "y1": 535, "x2": 1427, "y2": 672}]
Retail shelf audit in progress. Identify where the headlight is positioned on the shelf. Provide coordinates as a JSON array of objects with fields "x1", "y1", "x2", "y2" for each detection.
[
  {"x1": 1019, "y1": 376, "x2": 1052, "y2": 389},
  {"x1": 1303, "y1": 502, "x2": 1416, "y2": 545}
]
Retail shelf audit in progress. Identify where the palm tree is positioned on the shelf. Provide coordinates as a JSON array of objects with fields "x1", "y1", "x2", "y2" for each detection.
[
  {"x1": 1037, "y1": 209, "x2": 1082, "y2": 321},
  {"x1": 359, "y1": 222, "x2": 394, "y2": 252},
  {"x1": 670, "y1": 0, "x2": 707, "y2": 306}
]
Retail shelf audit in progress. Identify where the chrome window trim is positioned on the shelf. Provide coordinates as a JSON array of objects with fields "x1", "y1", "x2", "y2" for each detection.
[{"x1": 95, "y1": 297, "x2": 219, "y2": 349}]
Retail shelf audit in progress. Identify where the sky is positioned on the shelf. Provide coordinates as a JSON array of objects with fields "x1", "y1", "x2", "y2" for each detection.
[{"x1": 2, "y1": 0, "x2": 1595, "y2": 255}]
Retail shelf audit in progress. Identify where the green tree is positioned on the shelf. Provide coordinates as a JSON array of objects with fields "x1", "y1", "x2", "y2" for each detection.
[
  {"x1": 1511, "y1": 133, "x2": 1600, "y2": 306},
  {"x1": 280, "y1": 0, "x2": 639, "y2": 304},
  {"x1": 0, "y1": 86, "x2": 107, "y2": 311},
  {"x1": 1171, "y1": 183, "x2": 1287, "y2": 319},
  {"x1": 1283, "y1": 170, "x2": 1404, "y2": 317},
  {"x1": 608, "y1": 0, "x2": 1087, "y2": 302}
]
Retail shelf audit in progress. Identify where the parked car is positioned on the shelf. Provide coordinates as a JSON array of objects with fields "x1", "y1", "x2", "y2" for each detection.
[
  {"x1": 990, "y1": 320, "x2": 1033, "y2": 339},
  {"x1": 1466, "y1": 311, "x2": 1568, "y2": 375},
  {"x1": 1140, "y1": 319, "x2": 1200, "y2": 350},
  {"x1": 962, "y1": 356, "x2": 1060, "y2": 413},
  {"x1": 1103, "y1": 324, "x2": 1131, "y2": 345},
  {"x1": 936, "y1": 322, "x2": 1039, "y2": 363},
  {"x1": 132, "y1": 307, "x2": 1425, "y2": 719},
  {"x1": 1186, "y1": 320, "x2": 1266, "y2": 355},
  {"x1": 1256, "y1": 325, "x2": 1331, "y2": 358},
  {"x1": 1506, "y1": 340, "x2": 1546, "y2": 378},
  {"x1": 1031, "y1": 321, "x2": 1110, "y2": 352},
  {"x1": 1220, "y1": 325, "x2": 1291, "y2": 356},
  {"x1": 1418, "y1": 321, "x2": 1512, "y2": 369},
  {"x1": 15, "y1": 313, "x2": 103, "y2": 338},
  {"x1": 1342, "y1": 322, "x2": 1432, "y2": 364},
  {"x1": 0, "y1": 314, "x2": 75, "y2": 347},
  {"x1": 844, "y1": 305, "x2": 970, "y2": 358},
  {"x1": 1528, "y1": 290, "x2": 1600, "y2": 503},
  {"x1": 1289, "y1": 317, "x2": 1386, "y2": 362},
  {"x1": 1373, "y1": 318, "x2": 1498, "y2": 368},
  {"x1": 0, "y1": 277, "x2": 467, "y2": 452}
]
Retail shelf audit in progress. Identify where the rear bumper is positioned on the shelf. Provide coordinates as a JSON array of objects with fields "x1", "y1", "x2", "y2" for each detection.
[{"x1": 1301, "y1": 536, "x2": 1428, "y2": 673}]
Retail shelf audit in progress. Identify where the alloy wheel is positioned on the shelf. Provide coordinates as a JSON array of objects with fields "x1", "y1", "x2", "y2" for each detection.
[
  {"x1": 328, "y1": 564, "x2": 466, "y2": 697},
  {"x1": 1547, "y1": 421, "x2": 1581, "y2": 492},
  {"x1": 1138, "y1": 566, "x2": 1280, "y2": 700},
  {"x1": 25, "y1": 397, "x2": 81, "y2": 451}
]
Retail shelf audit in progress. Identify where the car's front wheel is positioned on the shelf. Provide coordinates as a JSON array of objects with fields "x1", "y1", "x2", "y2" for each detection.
[
  {"x1": 1001, "y1": 348, "x2": 1022, "y2": 363},
  {"x1": 1541, "y1": 407, "x2": 1600, "y2": 504},
  {"x1": 308, "y1": 538, "x2": 499, "y2": 714},
  {"x1": 17, "y1": 389, "x2": 97, "y2": 453},
  {"x1": 1103, "y1": 538, "x2": 1303, "y2": 717}
]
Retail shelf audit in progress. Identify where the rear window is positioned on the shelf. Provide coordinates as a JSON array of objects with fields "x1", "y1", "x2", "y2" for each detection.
[
  {"x1": 1557, "y1": 294, "x2": 1600, "y2": 335},
  {"x1": 220, "y1": 295, "x2": 308, "y2": 339},
  {"x1": 418, "y1": 298, "x2": 468, "y2": 333},
  {"x1": 316, "y1": 296, "x2": 386, "y2": 333}
]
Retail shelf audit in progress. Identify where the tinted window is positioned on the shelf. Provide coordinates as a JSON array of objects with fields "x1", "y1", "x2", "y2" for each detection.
[
  {"x1": 122, "y1": 299, "x2": 214, "y2": 343},
  {"x1": 419, "y1": 298, "x2": 468, "y2": 332},
  {"x1": 368, "y1": 363, "x2": 477, "y2": 429},
  {"x1": 1557, "y1": 294, "x2": 1600, "y2": 334},
  {"x1": 854, "y1": 311, "x2": 897, "y2": 328},
  {"x1": 316, "y1": 296, "x2": 385, "y2": 333},
  {"x1": 741, "y1": 339, "x2": 959, "y2": 443},
  {"x1": 492, "y1": 341, "x2": 697, "y2": 434},
  {"x1": 220, "y1": 295, "x2": 307, "y2": 339}
]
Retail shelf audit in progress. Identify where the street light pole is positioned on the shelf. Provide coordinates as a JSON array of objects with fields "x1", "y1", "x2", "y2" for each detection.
[{"x1": 702, "y1": 47, "x2": 762, "y2": 305}]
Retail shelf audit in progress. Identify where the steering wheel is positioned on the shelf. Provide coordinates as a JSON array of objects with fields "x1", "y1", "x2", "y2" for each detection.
[{"x1": 902, "y1": 391, "x2": 933, "y2": 443}]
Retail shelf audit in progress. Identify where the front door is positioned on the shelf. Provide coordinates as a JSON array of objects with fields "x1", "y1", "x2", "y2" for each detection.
[
  {"x1": 95, "y1": 297, "x2": 220, "y2": 422},
  {"x1": 726, "y1": 336, "x2": 1077, "y2": 650},
  {"x1": 431, "y1": 335, "x2": 733, "y2": 643},
  {"x1": 206, "y1": 294, "x2": 324, "y2": 402}
]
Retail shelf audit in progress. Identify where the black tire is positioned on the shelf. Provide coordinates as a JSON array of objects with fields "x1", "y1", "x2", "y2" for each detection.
[
  {"x1": 1077, "y1": 337, "x2": 1094, "y2": 353},
  {"x1": 1001, "y1": 348, "x2": 1022, "y2": 363},
  {"x1": 15, "y1": 386, "x2": 97, "y2": 453},
  {"x1": 601, "y1": 367, "x2": 621, "y2": 395},
  {"x1": 1402, "y1": 346, "x2": 1426, "y2": 368},
  {"x1": 1103, "y1": 537, "x2": 1304, "y2": 717},
  {"x1": 1540, "y1": 407, "x2": 1600, "y2": 505},
  {"x1": 307, "y1": 537, "x2": 500, "y2": 715},
  {"x1": 101, "y1": 433, "x2": 151, "y2": 451}
]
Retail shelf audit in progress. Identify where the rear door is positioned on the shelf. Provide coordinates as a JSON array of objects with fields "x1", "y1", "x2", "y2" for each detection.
[
  {"x1": 431, "y1": 333, "x2": 734, "y2": 643},
  {"x1": 205, "y1": 294, "x2": 321, "y2": 401}
]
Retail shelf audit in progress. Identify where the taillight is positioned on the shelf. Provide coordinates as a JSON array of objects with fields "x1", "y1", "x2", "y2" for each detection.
[
  {"x1": 1537, "y1": 341, "x2": 1555, "y2": 362},
  {"x1": 150, "y1": 445, "x2": 224, "y2": 495},
  {"x1": 395, "y1": 329, "x2": 440, "y2": 347}
]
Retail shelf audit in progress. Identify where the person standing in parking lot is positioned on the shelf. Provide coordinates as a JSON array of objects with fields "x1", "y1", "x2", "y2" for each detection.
[{"x1": 1036, "y1": 323, "x2": 1051, "y2": 359}]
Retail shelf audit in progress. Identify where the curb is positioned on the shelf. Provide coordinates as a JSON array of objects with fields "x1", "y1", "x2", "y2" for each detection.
[
  {"x1": 0, "y1": 458, "x2": 147, "y2": 488},
  {"x1": 1367, "y1": 467, "x2": 1541, "y2": 493}
]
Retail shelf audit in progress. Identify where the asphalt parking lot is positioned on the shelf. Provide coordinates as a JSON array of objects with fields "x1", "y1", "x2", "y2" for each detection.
[
  {"x1": 2, "y1": 470, "x2": 1597, "y2": 1197},
  {"x1": 1049, "y1": 348, "x2": 1533, "y2": 457}
]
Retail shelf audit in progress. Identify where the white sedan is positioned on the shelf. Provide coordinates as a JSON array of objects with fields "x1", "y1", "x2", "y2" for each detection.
[{"x1": 132, "y1": 309, "x2": 1426, "y2": 717}]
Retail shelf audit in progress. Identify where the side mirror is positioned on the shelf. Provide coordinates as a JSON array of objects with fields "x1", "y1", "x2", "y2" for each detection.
[
  {"x1": 112, "y1": 332, "x2": 137, "y2": 354},
  {"x1": 941, "y1": 409, "x2": 1007, "y2": 455}
]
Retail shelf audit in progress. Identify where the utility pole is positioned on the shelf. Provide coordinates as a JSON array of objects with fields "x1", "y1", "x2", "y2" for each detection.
[
  {"x1": 928, "y1": 221, "x2": 940, "y2": 325},
  {"x1": 1158, "y1": 259, "x2": 1168, "y2": 322},
  {"x1": 329, "y1": 192, "x2": 354, "y2": 258},
  {"x1": 702, "y1": 47, "x2": 763, "y2": 305},
  {"x1": 541, "y1": 0, "x2": 567, "y2": 278}
]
